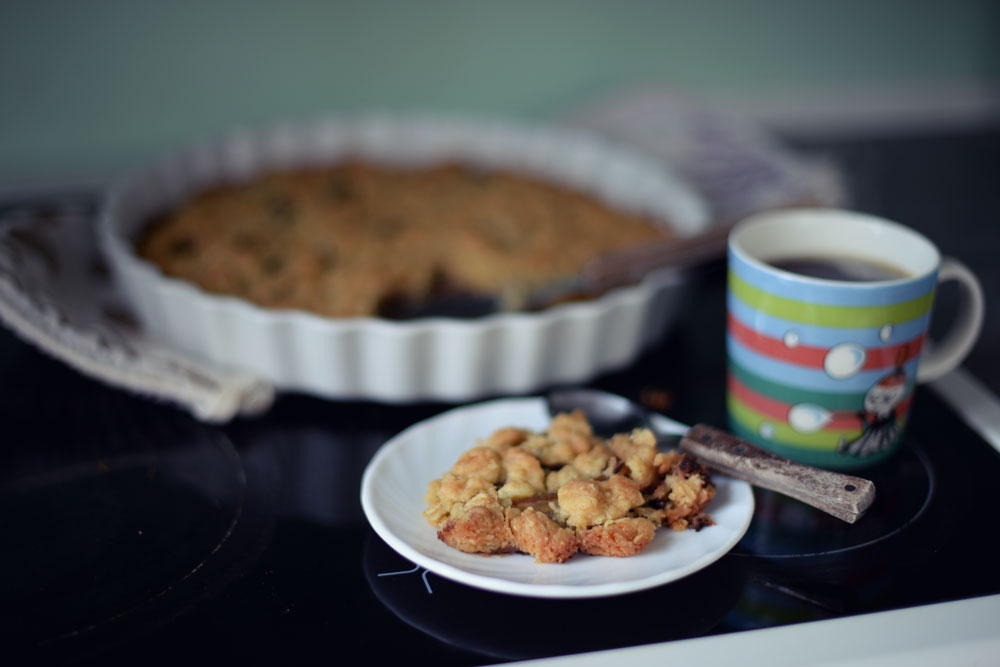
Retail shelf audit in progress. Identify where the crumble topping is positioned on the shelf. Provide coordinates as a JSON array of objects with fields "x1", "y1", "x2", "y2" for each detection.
[
  {"x1": 423, "y1": 410, "x2": 715, "y2": 563},
  {"x1": 138, "y1": 162, "x2": 672, "y2": 318}
]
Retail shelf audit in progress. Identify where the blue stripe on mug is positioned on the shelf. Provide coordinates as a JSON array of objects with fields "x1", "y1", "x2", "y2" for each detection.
[
  {"x1": 726, "y1": 334, "x2": 922, "y2": 393},
  {"x1": 727, "y1": 292, "x2": 932, "y2": 348}
]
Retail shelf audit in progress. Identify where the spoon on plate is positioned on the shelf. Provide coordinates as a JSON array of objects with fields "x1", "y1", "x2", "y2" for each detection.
[{"x1": 546, "y1": 388, "x2": 876, "y2": 524}]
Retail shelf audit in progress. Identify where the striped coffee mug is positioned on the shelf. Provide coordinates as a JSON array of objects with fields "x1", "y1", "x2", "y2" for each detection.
[{"x1": 726, "y1": 208, "x2": 984, "y2": 470}]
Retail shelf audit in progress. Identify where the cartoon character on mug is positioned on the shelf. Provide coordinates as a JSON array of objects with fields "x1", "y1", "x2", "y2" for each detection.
[{"x1": 838, "y1": 347, "x2": 909, "y2": 458}]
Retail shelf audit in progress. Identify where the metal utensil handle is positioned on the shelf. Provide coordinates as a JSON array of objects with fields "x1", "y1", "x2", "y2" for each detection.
[
  {"x1": 581, "y1": 221, "x2": 733, "y2": 289},
  {"x1": 680, "y1": 424, "x2": 876, "y2": 524}
]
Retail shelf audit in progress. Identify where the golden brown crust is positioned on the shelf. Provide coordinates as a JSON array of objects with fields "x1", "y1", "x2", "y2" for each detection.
[
  {"x1": 138, "y1": 163, "x2": 672, "y2": 318},
  {"x1": 557, "y1": 475, "x2": 645, "y2": 528},
  {"x1": 608, "y1": 428, "x2": 660, "y2": 490},
  {"x1": 424, "y1": 413, "x2": 716, "y2": 563},
  {"x1": 642, "y1": 453, "x2": 717, "y2": 531},
  {"x1": 450, "y1": 447, "x2": 503, "y2": 483},
  {"x1": 578, "y1": 517, "x2": 657, "y2": 557},
  {"x1": 510, "y1": 509, "x2": 580, "y2": 563},
  {"x1": 437, "y1": 504, "x2": 516, "y2": 555}
]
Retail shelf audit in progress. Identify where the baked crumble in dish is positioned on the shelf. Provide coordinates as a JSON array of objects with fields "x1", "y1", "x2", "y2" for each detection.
[
  {"x1": 136, "y1": 162, "x2": 672, "y2": 318},
  {"x1": 423, "y1": 410, "x2": 715, "y2": 563}
]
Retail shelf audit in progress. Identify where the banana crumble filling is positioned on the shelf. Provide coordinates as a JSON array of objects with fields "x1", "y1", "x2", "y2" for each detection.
[{"x1": 423, "y1": 410, "x2": 715, "y2": 563}]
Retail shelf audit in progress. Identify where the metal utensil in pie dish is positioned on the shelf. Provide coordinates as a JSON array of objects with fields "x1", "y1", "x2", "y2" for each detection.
[
  {"x1": 546, "y1": 388, "x2": 876, "y2": 524},
  {"x1": 381, "y1": 222, "x2": 733, "y2": 319}
]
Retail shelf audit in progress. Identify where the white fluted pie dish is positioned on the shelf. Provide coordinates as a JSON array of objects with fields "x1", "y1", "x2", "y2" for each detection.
[{"x1": 97, "y1": 115, "x2": 710, "y2": 402}]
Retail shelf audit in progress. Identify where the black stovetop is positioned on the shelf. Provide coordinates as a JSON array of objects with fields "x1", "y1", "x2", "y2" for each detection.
[{"x1": 2, "y1": 127, "x2": 999, "y2": 666}]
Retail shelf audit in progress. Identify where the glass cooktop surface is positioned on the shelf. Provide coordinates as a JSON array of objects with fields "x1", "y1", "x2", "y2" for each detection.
[{"x1": 2, "y1": 127, "x2": 999, "y2": 666}]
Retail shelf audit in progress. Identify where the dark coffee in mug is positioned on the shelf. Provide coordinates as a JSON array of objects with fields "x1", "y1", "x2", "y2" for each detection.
[{"x1": 767, "y1": 255, "x2": 912, "y2": 282}]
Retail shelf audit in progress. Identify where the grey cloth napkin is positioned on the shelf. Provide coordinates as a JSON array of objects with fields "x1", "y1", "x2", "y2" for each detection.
[{"x1": 0, "y1": 193, "x2": 275, "y2": 422}]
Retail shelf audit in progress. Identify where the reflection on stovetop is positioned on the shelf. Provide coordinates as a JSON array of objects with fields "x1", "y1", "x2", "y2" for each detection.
[
  {"x1": 738, "y1": 442, "x2": 932, "y2": 559},
  {"x1": 363, "y1": 533, "x2": 744, "y2": 662},
  {"x1": 0, "y1": 393, "x2": 276, "y2": 663}
]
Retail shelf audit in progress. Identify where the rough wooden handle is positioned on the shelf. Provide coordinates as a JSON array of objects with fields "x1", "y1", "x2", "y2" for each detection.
[{"x1": 680, "y1": 424, "x2": 876, "y2": 524}]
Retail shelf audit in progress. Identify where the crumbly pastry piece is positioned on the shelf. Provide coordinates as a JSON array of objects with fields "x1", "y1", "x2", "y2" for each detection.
[
  {"x1": 557, "y1": 475, "x2": 646, "y2": 528},
  {"x1": 138, "y1": 162, "x2": 672, "y2": 318},
  {"x1": 578, "y1": 517, "x2": 657, "y2": 557},
  {"x1": 509, "y1": 509, "x2": 580, "y2": 563},
  {"x1": 423, "y1": 410, "x2": 715, "y2": 563}
]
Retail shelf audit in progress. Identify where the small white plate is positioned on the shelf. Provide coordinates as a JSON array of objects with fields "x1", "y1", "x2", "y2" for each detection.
[{"x1": 360, "y1": 397, "x2": 755, "y2": 598}]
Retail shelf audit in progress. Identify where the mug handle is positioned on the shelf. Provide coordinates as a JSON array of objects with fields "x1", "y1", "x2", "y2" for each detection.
[{"x1": 916, "y1": 257, "x2": 985, "y2": 383}]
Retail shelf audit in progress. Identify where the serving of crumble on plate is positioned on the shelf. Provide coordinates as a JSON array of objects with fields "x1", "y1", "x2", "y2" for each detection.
[
  {"x1": 424, "y1": 409, "x2": 716, "y2": 562},
  {"x1": 361, "y1": 396, "x2": 754, "y2": 598}
]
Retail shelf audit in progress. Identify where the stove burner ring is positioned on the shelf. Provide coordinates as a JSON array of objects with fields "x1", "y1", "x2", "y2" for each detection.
[
  {"x1": 362, "y1": 533, "x2": 744, "y2": 661},
  {"x1": 0, "y1": 408, "x2": 271, "y2": 656},
  {"x1": 52, "y1": 429, "x2": 249, "y2": 644},
  {"x1": 731, "y1": 440, "x2": 936, "y2": 562}
]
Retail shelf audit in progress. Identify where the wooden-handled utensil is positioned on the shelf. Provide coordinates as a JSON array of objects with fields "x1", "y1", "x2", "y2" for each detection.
[
  {"x1": 547, "y1": 388, "x2": 876, "y2": 524},
  {"x1": 513, "y1": 221, "x2": 734, "y2": 311},
  {"x1": 675, "y1": 424, "x2": 875, "y2": 524}
]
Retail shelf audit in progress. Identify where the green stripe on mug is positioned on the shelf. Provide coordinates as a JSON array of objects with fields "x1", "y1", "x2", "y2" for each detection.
[
  {"x1": 727, "y1": 392, "x2": 863, "y2": 449},
  {"x1": 728, "y1": 357, "x2": 867, "y2": 410},
  {"x1": 726, "y1": 418, "x2": 897, "y2": 470},
  {"x1": 728, "y1": 270, "x2": 935, "y2": 327}
]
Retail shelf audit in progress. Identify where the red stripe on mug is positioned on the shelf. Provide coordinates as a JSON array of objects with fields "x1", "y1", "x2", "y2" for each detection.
[
  {"x1": 727, "y1": 373, "x2": 912, "y2": 431},
  {"x1": 728, "y1": 373, "x2": 862, "y2": 429},
  {"x1": 727, "y1": 312, "x2": 925, "y2": 371}
]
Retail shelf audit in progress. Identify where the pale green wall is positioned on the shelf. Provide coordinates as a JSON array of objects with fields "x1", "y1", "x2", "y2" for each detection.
[{"x1": 1, "y1": 0, "x2": 997, "y2": 188}]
